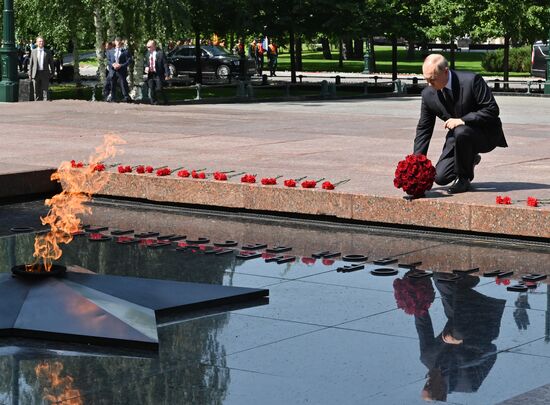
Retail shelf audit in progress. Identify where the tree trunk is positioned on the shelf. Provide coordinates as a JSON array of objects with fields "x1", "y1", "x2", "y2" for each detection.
[
  {"x1": 229, "y1": 33, "x2": 234, "y2": 52},
  {"x1": 406, "y1": 39, "x2": 415, "y2": 61},
  {"x1": 132, "y1": 43, "x2": 144, "y2": 91},
  {"x1": 450, "y1": 38, "x2": 456, "y2": 70},
  {"x1": 339, "y1": 39, "x2": 344, "y2": 69},
  {"x1": 289, "y1": 26, "x2": 296, "y2": 83},
  {"x1": 93, "y1": 3, "x2": 106, "y2": 85},
  {"x1": 345, "y1": 39, "x2": 353, "y2": 59},
  {"x1": 72, "y1": 36, "x2": 80, "y2": 85},
  {"x1": 295, "y1": 36, "x2": 303, "y2": 71},
  {"x1": 369, "y1": 36, "x2": 376, "y2": 72},
  {"x1": 195, "y1": 30, "x2": 202, "y2": 84},
  {"x1": 503, "y1": 35, "x2": 510, "y2": 88},
  {"x1": 107, "y1": 7, "x2": 116, "y2": 40},
  {"x1": 354, "y1": 39, "x2": 363, "y2": 59},
  {"x1": 321, "y1": 37, "x2": 332, "y2": 60},
  {"x1": 391, "y1": 35, "x2": 398, "y2": 81}
]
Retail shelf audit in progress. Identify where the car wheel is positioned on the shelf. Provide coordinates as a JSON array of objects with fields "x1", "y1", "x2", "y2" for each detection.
[
  {"x1": 168, "y1": 64, "x2": 177, "y2": 78},
  {"x1": 216, "y1": 64, "x2": 230, "y2": 80}
]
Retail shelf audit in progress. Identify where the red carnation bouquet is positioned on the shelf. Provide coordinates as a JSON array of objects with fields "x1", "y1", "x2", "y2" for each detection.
[
  {"x1": 393, "y1": 275, "x2": 435, "y2": 317},
  {"x1": 394, "y1": 154, "x2": 436, "y2": 198}
]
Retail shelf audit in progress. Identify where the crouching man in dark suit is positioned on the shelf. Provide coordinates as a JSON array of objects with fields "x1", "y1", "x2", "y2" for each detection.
[
  {"x1": 415, "y1": 54, "x2": 508, "y2": 193},
  {"x1": 145, "y1": 40, "x2": 170, "y2": 105}
]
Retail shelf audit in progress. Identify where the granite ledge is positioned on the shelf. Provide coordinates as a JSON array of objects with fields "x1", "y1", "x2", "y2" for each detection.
[{"x1": 93, "y1": 173, "x2": 549, "y2": 239}]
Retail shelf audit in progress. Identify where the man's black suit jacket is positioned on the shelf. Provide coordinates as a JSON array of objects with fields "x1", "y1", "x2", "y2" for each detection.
[
  {"x1": 107, "y1": 48, "x2": 132, "y2": 78},
  {"x1": 414, "y1": 70, "x2": 507, "y2": 156},
  {"x1": 145, "y1": 50, "x2": 169, "y2": 79}
]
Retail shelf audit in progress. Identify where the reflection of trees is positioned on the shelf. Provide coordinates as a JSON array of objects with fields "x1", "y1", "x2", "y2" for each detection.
[{"x1": 0, "y1": 234, "x2": 233, "y2": 403}]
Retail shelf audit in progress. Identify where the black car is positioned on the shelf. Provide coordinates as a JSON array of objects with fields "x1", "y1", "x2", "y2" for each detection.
[
  {"x1": 531, "y1": 41, "x2": 548, "y2": 78},
  {"x1": 167, "y1": 45, "x2": 256, "y2": 80}
]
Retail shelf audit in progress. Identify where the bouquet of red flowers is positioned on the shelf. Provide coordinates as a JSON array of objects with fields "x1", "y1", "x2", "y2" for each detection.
[
  {"x1": 393, "y1": 275, "x2": 435, "y2": 317},
  {"x1": 394, "y1": 154, "x2": 436, "y2": 198}
]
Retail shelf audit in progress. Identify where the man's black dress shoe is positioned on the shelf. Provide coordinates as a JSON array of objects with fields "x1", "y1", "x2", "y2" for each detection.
[{"x1": 448, "y1": 177, "x2": 471, "y2": 194}]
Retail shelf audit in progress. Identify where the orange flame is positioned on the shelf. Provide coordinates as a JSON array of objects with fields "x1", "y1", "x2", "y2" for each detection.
[
  {"x1": 27, "y1": 134, "x2": 126, "y2": 271},
  {"x1": 35, "y1": 361, "x2": 83, "y2": 404}
]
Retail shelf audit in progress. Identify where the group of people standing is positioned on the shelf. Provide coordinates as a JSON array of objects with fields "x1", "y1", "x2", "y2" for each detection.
[
  {"x1": 247, "y1": 38, "x2": 278, "y2": 77},
  {"x1": 103, "y1": 37, "x2": 170, "y2": 105}
]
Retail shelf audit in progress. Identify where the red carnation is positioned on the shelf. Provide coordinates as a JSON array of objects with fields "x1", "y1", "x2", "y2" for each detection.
[
  {"x1": 145, "y1": 166, "x2": 154, "y2": 173},
  {"x1": 241, "y1": 174, "x2": 256, "y2": 183},
  {"x1": 527, "y1": 196, "x2": 539, "y2": 207},
  {"x1": 496, "y1": 195, "x2": 512, "y2": 205},
  {"x1": 136, "y1": 165, "x2": 145, "y2": 174},
  {"x1": 261, "y1": 177, "x2": 278, "y2": 185},
  {"x1": 71, "y1": 160, "x2": 84, "y2": 168},
  {"x1": 301, "y1": 180, "x2": 317, "y2": 188},
  {"x1": 192, "y1": 170, "x2": 206, "y2": 179},
  {"x1": 177, "y1": 169, "x2": 190, "y2": 178},
  {"x1": 322, "y1": 258, "x2": 335, "y2": 266},
  {"x1": 322, "y1": 181, "x2": 335, "y2": 190},
  {"x1": 117, "y1": 165, "x2": 132, "y2": 173},
  {"x1": 156, "y1": 168, "x2": 171, "y2": 176},
  {"x1": 214, "y1": 171, "x2": 228, "y2": 181},
  {"x1": 394, "y1": 154, "x2": 436, "y2": 198},
  {"x1": 301, "y1": 257, "x2": 316, "y2": 265},
  {"x1": 284, "y1": 179, "x2": 297, "y2": 188},
  {"x1": 92, "y1": 163, "x2": 105, "y2": 172},
  {"x1": 393, "y1": 275, "x2": 435, "y2": 317}
]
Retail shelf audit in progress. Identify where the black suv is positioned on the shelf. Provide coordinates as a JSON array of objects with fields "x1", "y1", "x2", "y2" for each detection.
[
  {"x1": 167, "y1": 45, "x2": 256, "y2": 80},
  {"x1": 531, "y1": 41, "x2": 548, "y2": 78}
]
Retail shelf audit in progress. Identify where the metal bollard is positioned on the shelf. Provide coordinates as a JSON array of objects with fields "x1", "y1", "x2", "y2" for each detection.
[
  {"x1": 363, "y1": 83, "x2": 369, "y2": 95},
  {"x1": 236, "y1": 81, "x2": 246, "y2": 97},
  {"x1": 373, "y1": 75, "x2": 379, "y2": 85},
  {"x1": 195, "y1": 83, "x2": 202, "y2": 100},
  {"x1": 494, "y1": 79, "x2": 500, "y2": 90},
  {"x1": 393, "y1": 79, "x2": 402, "y2": 94},
  {"x1": 320, "y1": 80, "x2": 329, "y2": 97},
  {"x1": 328, "y1": 83, "x2": 336, "y2": 97},
  {"x1": 262, "y1": 74, "x2": 268, "y2": 85},
  {"x1": 246, "y1": 83, "x2": 254, "y2": 98},
  {"x1": 298, "y1": 74, "x2": 303, "y2": 83},
  {"x1": 335, "y1": 75, "x2": 341, "y2": 85},
  {"x1": 527, "y1": 81, "x2": 531, "y2": 94},
  {"x1": 412, "y1": 77, "x2": 419, "y2": 86}
]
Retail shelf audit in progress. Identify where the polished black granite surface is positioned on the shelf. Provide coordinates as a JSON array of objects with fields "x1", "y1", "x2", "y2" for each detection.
[{"x1": 0, "y1": 200, "x2": 549, "y2": 404}]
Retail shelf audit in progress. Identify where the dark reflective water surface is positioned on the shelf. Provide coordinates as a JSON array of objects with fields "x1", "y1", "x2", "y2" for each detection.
[{"x1": 0, "y1": 199, "x2": 549, "y2": 404}]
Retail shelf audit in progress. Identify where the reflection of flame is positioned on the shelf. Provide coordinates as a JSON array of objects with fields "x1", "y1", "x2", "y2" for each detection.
[
  {"x1": 27, "y1": 135, "x2": 126, "y2": 272},
  {"x1": 35, "y1": 361, "x2": 83, "y2": 404}
]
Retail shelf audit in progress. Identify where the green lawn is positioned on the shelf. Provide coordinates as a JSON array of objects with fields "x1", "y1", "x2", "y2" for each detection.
[{"x1": 276, "y1": 46, "x2": 530, "y2": 76}]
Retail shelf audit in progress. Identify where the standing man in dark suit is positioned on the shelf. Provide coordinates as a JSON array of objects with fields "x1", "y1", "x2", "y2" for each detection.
[
  {"x1": 106, "y1": 37, "x2": 132, "y2": 102},
  {"x1": 28, "y1": 36, "x2": 55, "y2": 101},
  {"x1": 415, "y1": 54, "x2": 508, "y2": 193},
  {"x1": 145, "y1": 40, "x2": 170, "y2": 105}
]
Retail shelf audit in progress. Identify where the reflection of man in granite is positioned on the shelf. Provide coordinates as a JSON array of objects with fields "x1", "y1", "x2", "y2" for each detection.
[{"x1": 415, "y1": 275, "x2": 506, "y2": 401}]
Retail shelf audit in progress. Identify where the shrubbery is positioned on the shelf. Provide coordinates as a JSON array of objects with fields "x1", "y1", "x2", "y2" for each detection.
[{"x1": 481, "y1": 46, "x2": 531, "y2": 72}]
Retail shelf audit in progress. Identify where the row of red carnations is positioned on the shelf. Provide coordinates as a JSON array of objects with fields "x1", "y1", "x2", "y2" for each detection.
[
  {"x1": 496, "y1": 195, "x2": 547, "y2": 207},
  {"x1": 71, "y1": 160, "x2": 349, "y2": 190}
]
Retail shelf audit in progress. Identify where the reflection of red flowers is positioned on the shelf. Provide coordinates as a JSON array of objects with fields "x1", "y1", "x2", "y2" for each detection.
[
  {"x1": 261, "y1": 252, "x2": 276, "y2": 259},
  {"x1": 322, "y1": 258, "x2": 335, "y2": 266},
  {"x1": 145, "y1": 166, "x2": 154, "y2": 173},
  {"x1": 393, "y1": 276, "x2": 435, "y2": 317},
  {"x1": 117, "y1": 236, "x2": 133, "y2": 243},
  {"x1": 192, "y1": 170, "x2": 206, "y2": 179},
  {"x1": 527, "y1": 196, "x2": 539, "y2": 207},
  {"x1": 118, "y1": 165, "x2": 132, "y2": 173},
  {"x1": 394, "y1": 154, "x2": 436, "y2": 198},
  {"x1": 301, "y1": 180, "x2": 317, "y2": 188},
  {"x1": 71, "y1": 160, "x2": 84, "y2": 168},
  {"x1": 261, "y1": 177, "x2": 277, "y2": 185},
  {"x1": 495, "y1": 278, "x2": 511, "y2": 286},
  {"x1": 284, "y1": 179, "x2": 297, "y2": 187},
  {"x1": 496, "y1": 195, "x2": 512, "y2": 205},
  {"x1": 322, "y1": 181, "x2": 335, "y2": 190},
  {"x1": 156, "y1": 168, "x2": 171, "y2": 176},
  {"x1": 92, "y1": 163, "x2": 105, "y2": 172},
  {"x1": 177, "y1": 169, "x2": 190, "y2": 178},
  {"x1": 241, "y1": 174, "x2": 256, "y2": 183},
  {"x1": 301, "y1": 257, "x2": 316, "y2": 265},
  {"x1": 214, "y1": 171, "x2": 228, "y2": 181},
  {"x1": 89, "y1": 233, "x2": 104, "y2": 240}
]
